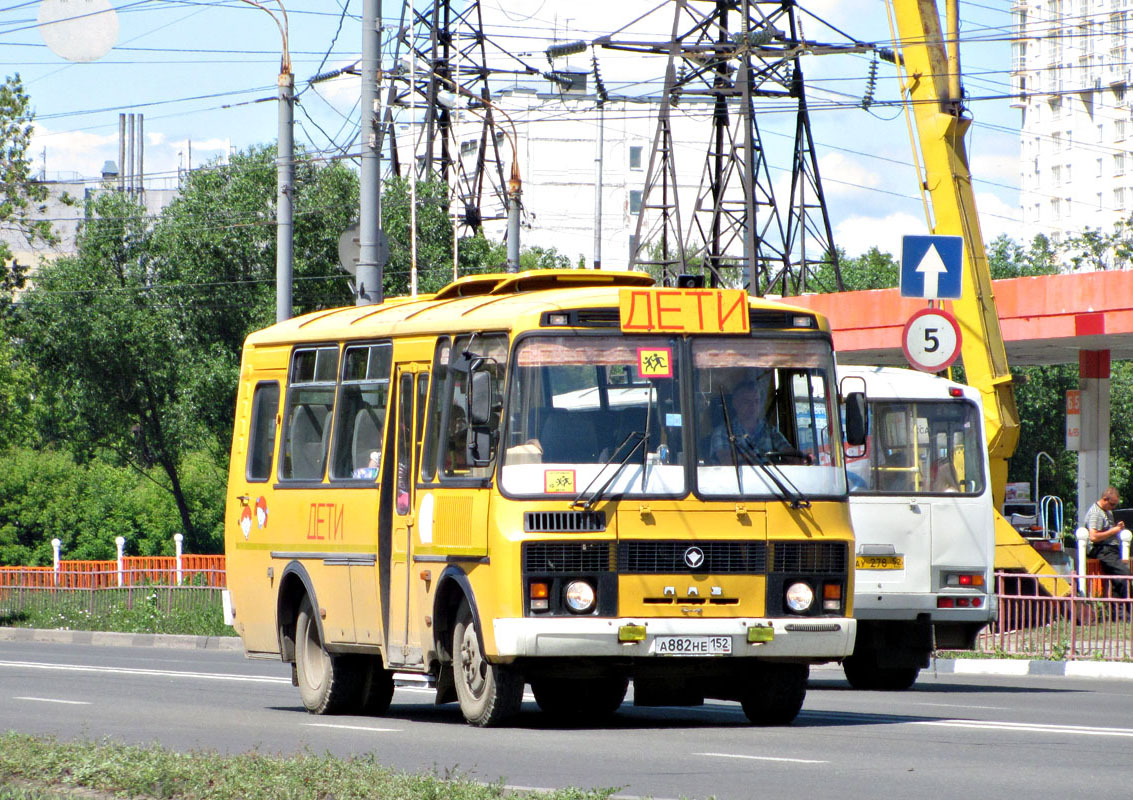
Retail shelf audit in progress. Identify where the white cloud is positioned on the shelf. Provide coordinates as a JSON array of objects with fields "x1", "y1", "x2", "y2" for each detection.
[
  {"x1": 32, "y1": 124, "x2": 118, "y2": 180},
  {"x1": 817, "y1": 151, "x2": 882, "y2": 196},
  {"x1": 974, "y1": 191, "x2": 1023, "y2": 244},
  {"x1": 835, "y1": 210, "x2": 927, "y2": 258}
]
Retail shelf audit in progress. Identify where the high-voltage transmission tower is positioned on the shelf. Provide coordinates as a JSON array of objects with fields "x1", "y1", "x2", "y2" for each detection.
[
  {"x1": 389, "y1": 0, "x2": 541, "y2": 235},
  {"x1": 606, "y1": 0, "x2": 852, "y2": 295}
]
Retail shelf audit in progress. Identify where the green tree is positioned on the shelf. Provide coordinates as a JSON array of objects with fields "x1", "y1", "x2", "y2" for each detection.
[
  {"x1": 810, "y1": 247, "x2": 898, "y2": 292},
  {"x1": 14, "y1": 191, "x2": 214, "y2": 547},
  {"x1": 0, "y1": 74, "x2": 54, "y2": 290},
  {"x1": 150, "y1": 145, "x2": 358, "y2": 449}
]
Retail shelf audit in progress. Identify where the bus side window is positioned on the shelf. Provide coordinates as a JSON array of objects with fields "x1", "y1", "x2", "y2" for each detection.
[
  {"x1": 281, "y1": 346, "x2": 338, "y2": 481},
  {"x1": 396, "y1": 373, "x2": 414, "y2": 514},
  {"x1": 425, "y1": 333, "x2": 508, "y2": 480},
  {"x1": 330, "y1": 343, "x2": 392, "y2": 481},
  {"x1": 246, "y1": 382, "x2": 280, "y2": 482}
]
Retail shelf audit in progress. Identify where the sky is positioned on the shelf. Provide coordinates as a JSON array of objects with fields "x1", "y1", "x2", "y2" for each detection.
[{"x1": 4, "y1": 0, "x2": 1023, "y2": 258}]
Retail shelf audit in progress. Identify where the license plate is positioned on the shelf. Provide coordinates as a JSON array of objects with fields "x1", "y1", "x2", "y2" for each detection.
[
  {"x1": 856, "y1": 555, "x2": 905, "y2": 570},
  {"x1": 652, "y1": 635, "x2": 732, "y2": 656}
]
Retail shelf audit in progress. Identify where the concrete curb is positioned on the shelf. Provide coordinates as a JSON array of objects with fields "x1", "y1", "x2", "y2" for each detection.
[
  {"x1": 928, "y1": 656, "x2": 1133, "y2": 681},
  {"x1": 0, "y1": 627, "x2": 243, "y2": 651}
]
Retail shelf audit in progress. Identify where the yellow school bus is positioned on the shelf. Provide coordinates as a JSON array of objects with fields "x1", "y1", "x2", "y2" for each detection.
[{"x1": 224, "y1": 270, "x2": 863, "y2": 726}]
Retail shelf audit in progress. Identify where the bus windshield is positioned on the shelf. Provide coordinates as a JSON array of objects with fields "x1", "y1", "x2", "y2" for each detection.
[
  {"x1": 691, "y1": 338, "x2": 844, "y2": 499},
  {"x1": 499, "y1": 334, "x2": 844, "y2": 500},
  {"x1": 500, "y1": 335, "x2": 686, "y2": 498},
  {"x1": 846, "y1": 399, "x2": 985, "y2": 495}
]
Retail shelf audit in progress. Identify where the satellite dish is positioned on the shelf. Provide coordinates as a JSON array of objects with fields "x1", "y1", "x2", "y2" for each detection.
[
  {"x1": 338, "y1": 223, "x2": 361, "y2": 277},
  {"x1": 38, "y1": 0, "x2": 119, "y2": 63},
  {"x1": 338, "y1": 222, "x2": 389, "y2": 276}
]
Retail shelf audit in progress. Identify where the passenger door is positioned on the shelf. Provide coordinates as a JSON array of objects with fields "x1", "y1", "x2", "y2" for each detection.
[{"x1": 385, "y1": 363, "x2": 429, "y2": 667}]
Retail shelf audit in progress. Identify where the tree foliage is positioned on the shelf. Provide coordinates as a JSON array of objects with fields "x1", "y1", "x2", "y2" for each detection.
[{"x1": 0, "y1": 74, "x2": 53, "y2": 290}]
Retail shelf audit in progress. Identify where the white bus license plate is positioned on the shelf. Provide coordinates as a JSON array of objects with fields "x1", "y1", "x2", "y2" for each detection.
[{"x1": 653, "y1": 635, "x2": 732, "y2": 656}]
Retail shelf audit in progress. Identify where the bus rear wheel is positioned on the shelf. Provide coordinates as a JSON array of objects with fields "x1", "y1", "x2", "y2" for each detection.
[
  {"x1": 739, "y1": 663, "x2": 808, "y2": 726},
  {"x1": 531, "y1": 676, "x2": 628, "y2": 721},
  {"x1": 843, "y1": 656, "x2": 920, "y2": 691},
  {"x1": 452, "y1": 600, "x2": 523, "y2": 727},
  {"x1": 295, "y1": 596, "x2": 361, "y2": 714}
]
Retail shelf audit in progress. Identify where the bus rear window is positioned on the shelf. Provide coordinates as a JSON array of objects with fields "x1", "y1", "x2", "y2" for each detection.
[{"x1": 246, "y1": 382, "x2": 280, "y2": 482}]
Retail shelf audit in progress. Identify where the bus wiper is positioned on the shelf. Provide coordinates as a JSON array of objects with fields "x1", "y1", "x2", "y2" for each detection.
[
  {"x1": 717, "y1": 387, "x2": 810, "y2": 510},
  {"x1": 718, "y1": 386, "x2": 744, "y2": 493},
  {"x1": 570, "y1": 430, "x2": 647, "y2": 511},
  {"x1": 734, "y1": 438, "x2": 811, "y2": 510}
]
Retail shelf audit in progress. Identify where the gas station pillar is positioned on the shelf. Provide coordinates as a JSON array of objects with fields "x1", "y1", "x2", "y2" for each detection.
[{"x1": 1077, "y1": 349, "x2": 1111, "y2": 523}]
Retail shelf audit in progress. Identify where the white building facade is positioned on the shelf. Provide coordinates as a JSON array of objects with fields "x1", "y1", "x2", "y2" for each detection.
[{"x1": 1012, "y1": 0, "x2": 1133, "y2": 243}]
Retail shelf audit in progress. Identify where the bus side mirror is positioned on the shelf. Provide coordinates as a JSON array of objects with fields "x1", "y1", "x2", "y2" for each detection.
[
  {"x1": 468, "y1": 368, "x2": 492, "y2": 426},
  {"x1": 467, "y1": 366, "x2": 496, "y2": 467},
  {"x1": 844, "y1": 392, "x2": 867, "y2": 447}
]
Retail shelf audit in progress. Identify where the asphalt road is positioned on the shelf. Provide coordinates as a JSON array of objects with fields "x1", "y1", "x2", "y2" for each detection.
[{"x1": 1, "y1": 640, "x2": 1131, "y2": 800}]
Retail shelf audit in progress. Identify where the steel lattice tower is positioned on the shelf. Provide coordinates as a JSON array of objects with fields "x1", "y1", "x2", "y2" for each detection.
[
  {"x1": 608, "y1": 0, "x2": 843, "y2": 294},
  {"x1": 389, "y1": 0, "x2": 517, "y2": 234}
]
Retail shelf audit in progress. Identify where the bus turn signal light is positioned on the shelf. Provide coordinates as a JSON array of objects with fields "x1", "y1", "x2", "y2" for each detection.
[
  {"x1": 822, "y1": 582, "x2": 842, "y2": 611},
  {"x1": 530, "y1": 582, "x2": 549, "y2": 611}
]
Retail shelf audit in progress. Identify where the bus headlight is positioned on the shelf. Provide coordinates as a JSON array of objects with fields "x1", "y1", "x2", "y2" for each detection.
[
  {"x1": 564, "y1": 580, "x2": 596, "y2": 613},
  {"x1": 785, "y1": 582, "x2": 815, "y2": 613}
]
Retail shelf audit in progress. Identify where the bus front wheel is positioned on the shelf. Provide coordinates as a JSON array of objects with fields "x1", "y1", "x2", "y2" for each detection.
[
  {"x1": 452, "y1": 599, "x2": 523, "y2": 726},
  {"x1": 739, "y1": 663, "x2": 808, "y2": 725},
  {"x1": 295, "y1": 596, "x2": 360, "y2": 714}
]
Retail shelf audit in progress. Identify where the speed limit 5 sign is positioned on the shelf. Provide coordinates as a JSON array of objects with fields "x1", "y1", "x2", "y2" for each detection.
[{"x1": 901, "y1": 308, "x2": 962, "y2": 372}]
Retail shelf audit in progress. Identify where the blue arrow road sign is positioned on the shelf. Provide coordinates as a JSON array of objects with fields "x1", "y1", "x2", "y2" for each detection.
[{"x1": 900, "y1": 235, "x2": 964, "y2": 299}]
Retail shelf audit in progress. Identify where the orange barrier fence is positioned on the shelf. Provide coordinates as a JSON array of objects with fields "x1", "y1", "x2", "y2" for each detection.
[{"x1": 0, "y1": 555, "x2": 226, "y2": 589}]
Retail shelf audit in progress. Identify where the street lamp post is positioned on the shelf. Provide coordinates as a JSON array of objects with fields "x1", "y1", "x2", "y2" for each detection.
[{"x1": 240, "y1": 1, "x2": 293, "y2": 323}]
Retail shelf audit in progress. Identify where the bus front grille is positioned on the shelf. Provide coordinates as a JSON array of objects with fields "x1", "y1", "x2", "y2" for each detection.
[
  {"x1": 617, "y1": 541, "x2": 768, "y2": 574},
  {"x1": 524, "y1": 510, "x2": 606, "y2": 533},
  {"x1": 770, "y1": 542, "x2": 847, "y2": 574},
  {"x1": 523, "y1": 541, "x2": 613, "y2": 573}
]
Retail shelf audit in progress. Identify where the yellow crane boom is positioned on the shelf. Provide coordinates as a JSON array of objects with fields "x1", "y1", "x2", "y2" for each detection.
[{"x1": 887, "y1": 0, "x2": 1068, "y2": 590}]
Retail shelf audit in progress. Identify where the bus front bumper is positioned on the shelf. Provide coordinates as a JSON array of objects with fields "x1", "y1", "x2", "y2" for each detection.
[{"x1": 492, "y1": 616, "x2": 855, "y2": 660}]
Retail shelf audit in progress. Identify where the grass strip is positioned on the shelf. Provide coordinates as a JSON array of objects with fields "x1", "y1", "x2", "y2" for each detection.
[{"x1": 0, "y1": 733, "x2": 618, "y2": 800}]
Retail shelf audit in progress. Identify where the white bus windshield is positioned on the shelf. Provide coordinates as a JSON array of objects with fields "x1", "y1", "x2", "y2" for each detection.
[{"x1": 846, "y1": 400, "x2": 985, "y2": 495}]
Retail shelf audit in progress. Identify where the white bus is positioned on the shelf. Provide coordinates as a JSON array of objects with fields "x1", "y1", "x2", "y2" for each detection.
[{"x1": 837, "y1": 366, "x2": 996, "y2": 690}]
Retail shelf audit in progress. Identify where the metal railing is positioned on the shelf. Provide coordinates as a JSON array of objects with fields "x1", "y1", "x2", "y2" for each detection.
[{"x1": 966, "y1": 571, "x2": 1133, "y2": 661}]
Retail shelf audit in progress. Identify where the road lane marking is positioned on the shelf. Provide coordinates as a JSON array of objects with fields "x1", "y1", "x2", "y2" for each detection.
[
  {"x1": 0, "y1": 659, "x2": 290, "y2": 684},
  {"x1": 913, "y1": 719, "x2": 1133, "y2": 738},
  {"x1": 304, "y1": 723, "x2": 401, "y2": 733},
  {"x1": 696, "y1": 752, "x2": 828, "y2": 764},
  {"x1": 14, "y1": 696, "x2": 91, "y2": 705},
  {"x1": 906, "y1": 702, "x2": 1010, "y2": 711}
]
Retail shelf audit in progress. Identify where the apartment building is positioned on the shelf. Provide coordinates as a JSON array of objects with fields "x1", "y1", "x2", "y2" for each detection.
[{"x1": 1012, "y1": 0, "x2": 1133, "y2": 243}]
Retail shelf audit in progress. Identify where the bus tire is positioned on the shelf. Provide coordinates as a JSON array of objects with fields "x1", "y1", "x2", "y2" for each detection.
[
  {"x1": 359, "y1": 656, "x2": 396, "y2": 715},
  {"x1": 843, "y1": 656, "x2": 919, "y2": 691},
  {"x1": 531, "y1": 676, "x2": 628, "y2": 721},
  {"x1": 295, "y1": 596, "x2": 360, "y2": 714},
  {"x1": 739, "y1": 663, "x2": 808, "y2": 726},
  {"x1": 452, "y1": 599, "x2": 522, "y2": 727}
]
